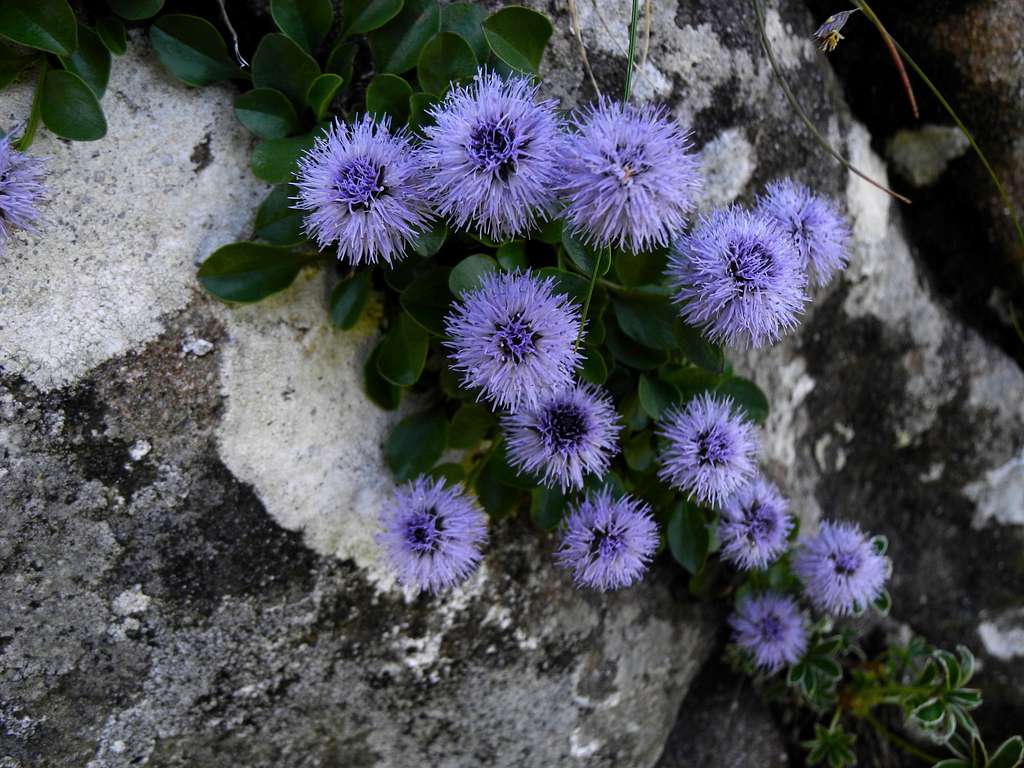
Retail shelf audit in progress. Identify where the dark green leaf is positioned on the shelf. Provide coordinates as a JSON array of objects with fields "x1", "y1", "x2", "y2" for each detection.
[
  {"x1": 341, "y1": 0, "x2": 403, "y2": 36},
  {"x1": 612, "y1": 296, "x2": 679, "y2": 351},
  {"x1": 417, "y1": 31, "x2": 476, "y2": 94},
  {"x1": 579, "y1": 348, "x2": 607, "y2": 385},
  {"x1": 911, "y1": 699, "x2": 946, "y2": 726},
  {"x1": 623, "y1": 431, "x2": 654, "y2": 472},
  {"x1": 661, "y1": 364, "x2": 720, "y2": 400},
  {"x1": 715, "y1": 376, "x2": 769, "y2": 425},
  {"x1": 411, "y1": 220, "x2": 446, "y2": 257},
  {"x1": 930, "y1": 761, "x2": 968, "y2": 768},
  {"x1": 614, "y1": 245, "x2": 667, "y2": 287},
  {"x1": 407, "y1": 91, "x2": 439, "y2": 134},
  {"x1": 562, "y1": 230, "x2": 609, "y2": 277},
  {"x1": 383, "y1": 257, "x2": 430, "y2": 292},
  {"x1": 490, "y1": 440, "x2": 537, "y2": 489},
  {"x1": 809, "y1": 655, "x2": 842, "y2": 681},
  {"x1": 475, "y1": 450, "x2": 521, "y2": 518},
  {"x1": 0, "y1": 0, "x2": 77, "y2": 56},
  {"x1": 604, "y1": 315, "x2": 667, "y2": 370},
  {"x1": 364, "y1": 343, "x2": 401, "y2": 410},
  {"x1": 329, "y1": 271, "x2": 371, "y2": 329},
  {"x1": 448, "y1": 403, "x2": 494, "y2": 450},
  {"x1": 536, "y1": 217, "x2": 563, "y2": 244},
  {"x1": 325, "y1": 40, "x2": 357, "y2": 83},
  {"x1": 271, "y1": 0, "x2": 333, "y2": 54},
  {"x1": 667, "y1": 500, "x2": 709, "y2": 575},
  {"x1": 254, "y1": 184, "x2": 305, "y2": 245},
  {"x1": 0, "y1": 43, "x2": 35, "y2": 89},
  {"x1": 306, "y1": 72, "x2": 343, "y2": 121},
  {"x1": 496, "y1": 241, "x2": 528, "y2": 271},
  {"x1": 60, "y1": 24, "x2": 111, "y2": 98},
  {"x1": 385, "y1": 409, "x2": 448, "y2": 481},
  {"x1": 638, "y1": 375, "x2": 680, "y2": 420},
  {"x1": 988, "y1": 737, "x2": 1024, "y2": 768},
  {"x1": 428, "y1": 462, "x2": 465, "y2": 485},
  {"x1": 400, "y1": 268, "x2": 453, "y2": 335},
  {"x1": 252, "y1": 33, "x2": 320, "y2": 108},
  {"x1": 676, "y1": 324, "x2": 724, "y2": 373},
  {"x1": 107, "y1": 0, "x2": 163, "y2": 21},
  {"x1": 40, "y1": 69, "x2": 106, "y2": 141},
  {"x1": 377, "y1": 312, "x2": 429, "y2": 386},
  {"x1": 530, "y1": 486, "x2": 566, "y2": 530},
  {"x1": 95, "y1": 17, "x2": 126, "y2": 55},
  {"x1": 449, "y1": 253, "x2": 497, "y2": 295},
  {"x1": 150, "y1": 15, "x2": 243, "y2": 87},
  {"x1": 234, "y1": 88, "x2": 299, "y2": 140},
  {"x1": 365, "y1": 72, "x2": 412, "y2": 123},
  {"x1": 197, "y1": 242, "x2": 310, "y2": 303},
  {"x1": 368, "y1": 0, "x2": 440, "y2": 74},
  {"x1": 441, "y1": 2, "x2": 488, "y2": 62},
  {"x1": 872, "y1": 588, "x2": 892, "y2": 617},
  {"x1": 481, "y1": 5, "x2": 551, "y2": 73},
  {"x1": 251, "y1": 130, "x2": 318, "y2": 183},
  {"x1": 537, "y1": 267, "x2": 590, "y2": 306}
]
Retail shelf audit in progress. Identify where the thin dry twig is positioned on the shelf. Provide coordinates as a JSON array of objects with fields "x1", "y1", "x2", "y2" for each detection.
[
  {"x1": 218, "y1": 0, "x2": 249, "y2": 68},
  {"x1": 567, "y1": 0, "x2": 601, "y2": 96},
  {"x1": 861, "y1": 10, "x2": 919, "y2": 119},
  {"x1": 640, "y1": 0, "x2": 652, "y2": 70}
]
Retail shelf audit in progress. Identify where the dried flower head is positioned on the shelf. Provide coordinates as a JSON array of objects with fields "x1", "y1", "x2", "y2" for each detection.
[
  {"x1": 559, "y1": 98, "x2": 701, "y2": 254},
  {"x1": 377, "y1": 476, "x2": 488, "y2": 593},
  {"x1": 0, "y1": 132, "x2": 46, "y2": 248},
  {"x1": 814, "y1": 9, "x2": 857, "y2": 53},
  {"x1": 503, "y1": 382, "x2": 621, "y2": 492},
  {"x1": 666, "y1": 206, "x2": 807, "y2": 348},
  {"x1": 444, "y1": 270, "x2": 582, "y2": 413},
  {"x1": 757, "y1": 178, "x2": 851, "y2": 286},
  {"x1": 657, "y1": 393, "x2": 759, "y2": 507},
  {"x1": 719, "y1": 474, "x2": 794, "y2": 570},
  {"x1": 555, "y1": 489, "x2": 659, "y2": 591},
  {"x1": 730, "y1": 592, "x2": 807, "y2": 673},
  {"x1": 420, "y1": 70, "x2": 565, "y2": 240},
  {"x1": 294, "y1": 115, "x2": 430, "y2": 266},
  {"x1": 792, "y1": 520, "x2": 890, "y2": 615}
]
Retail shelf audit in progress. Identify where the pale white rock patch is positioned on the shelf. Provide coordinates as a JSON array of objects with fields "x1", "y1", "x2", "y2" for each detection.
[
  {"x1": 0, "y1": 36, "x2": 265, "y2": 390},
  {"x1": 696, "y1": 128, "x2": 757, "y2": 213},
  {"x1": 965, "y1": 450, "x2": 1024, "y2": 528},
  {"x1": 886, "y1": 124, "x2": 970, "y2": 187},
  {"x1": 978, "y1": 609, "x2": 1024, "y2": 661}
]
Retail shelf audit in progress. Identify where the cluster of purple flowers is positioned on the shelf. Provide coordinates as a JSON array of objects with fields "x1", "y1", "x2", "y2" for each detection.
[{"x1": 0, "y1": 132, "x2": 47, "y2": 251}]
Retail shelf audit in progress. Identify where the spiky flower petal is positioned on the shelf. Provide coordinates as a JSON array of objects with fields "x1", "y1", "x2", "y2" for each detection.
[
  {"x1": 792, "y1": 520, "x2": 890, "y2": 615},
  {"x1": 719, "y1": 474, "x2": 793, "y2": 570},
  {"x1": 555, "y1": 489, "x2": 659, "y2": 591},
  {"x1": 294, "y1": 115, "x2": 431, "y2": 266},
  {"x1": 730, "y1": 592, "x2": 807, "y2": 672},
  {"x1": 0, "y1": 132, "x2": 46, "y2": 248}
]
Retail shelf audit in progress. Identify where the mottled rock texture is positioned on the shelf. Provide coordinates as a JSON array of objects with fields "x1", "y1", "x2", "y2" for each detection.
[{"x1": 1, "y1": 1, "x2": 1023, "y2": 767}]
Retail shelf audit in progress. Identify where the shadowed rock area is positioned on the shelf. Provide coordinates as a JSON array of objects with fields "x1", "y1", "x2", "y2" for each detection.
[{"x1": 1, "y1": 1, "x2": 1022, "y2": 766}]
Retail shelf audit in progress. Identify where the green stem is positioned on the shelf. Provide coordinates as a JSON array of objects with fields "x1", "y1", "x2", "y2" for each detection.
[
  {"x1": 15, "y1": 60, "x2": 47, "y2": 152},
  {"x1": 864, "y1": 712, "x2": 941, "y2": 764},
  {"x1": 624, "y1": 0, "x2": 640, "y2": 101},
  {"x1": 750, "y1": 0, "x2": 911, "y2": 205},
  {"x1": 575, "y1": 248, "x2": 605, "y2": 351},
  {"x1": 856, "y1": 0, "x2": 1024, "y2": 257},
  {"x1": 597, "y1": 277, "x2": 671, "y2": 301}
]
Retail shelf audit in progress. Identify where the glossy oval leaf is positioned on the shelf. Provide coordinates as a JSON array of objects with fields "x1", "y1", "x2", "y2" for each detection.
[
  {"x1": 271, "y1": 0, "x2": 333, "y2": 54},
  {"x1": 306, "y1": 73, "x2": 343, "y2": 122},
  {"x1": 638, "y1": 374, "x2": 680, "y2": 420},
  {"x1": 530, "y1": 486, "x2": 566, "y2": 530},
  {"x1": 107, "y1": 0, "x2": 164, "y2": 21},
  {"x1": 667, "y1": 501, "x2": 709, "y2": 575},
  {"x1": 365, "y1": 73, "x2": 412, "y2": 124},
  {"x1": 0, "y1": 43, "x2": 35, "y2": 89},
  {"x1": 562, "y1": 230, "x2": 610, "y2": 277},
  {"x1": 253, "y1": 184, "x2": 305, "y2": 245},
  {"x1": 411, "y1": 221, "x2": 447, "y2": 257},
  {"x1": 60, "y1": 24, "x2": 111, "y2": 98},
  {"x1": 364, "y1": 343, "x2": 401, "y2": 410},
  {"x1": 0, "y1": 0, "x2": 77, "y2": 56},
  {"x1": 252, "y1": 33, "x2": 320, "y2": 108},
  {"x1": 95, "y1": 16, "x2": 127, "y2": 55},
  {"x1": 40, "y1": 69, "x2": 106, "y2": 141},
  {"x1": 482, "y1": 5, "x2": 551, "y2": 73},
  {"x1": 449, "y1": 254, "x2": 497, "y2": 296},
  {"x1": 150, "y1": 15, "x2": 243, "y2": 87},
  {"x1": 368, "y1": 0, "x2": 440, "y2": 74},
  {"x1": 448, "y1": 403, "x2": 494, "y2": 450},
  {"x1": 441, "y1": 2, "x2": 488, "y2": 62},
  {"x1": 197, "y1": 242, "x2": 311, "y2": 303},
  {"x1": 715, "y1": 376, "x2": 769, "y2": 425},
  {"x1": 612, "y1": 295, "x2": 679, "y2": 351},
  {"x1": 377, "y1": 312, "x2": 429, "y2": 386},
  {"x1": 234, "y1": 88, "x2": 299, "y2": 140},
  {"x1": 579, "y1": 348, "x2": 607, "y2": 385},
  {"x1": 676, "y1": 324, "x2": 724, "y2": 373},
  {"x1": 386, "y1": 409, "x2": 448, "y2": 482},
  {"x1": 251, "y1": 130, "x2": 318, "y2": 183},
  {"x1": 341, "y1": 0, "x2": 403, "y2": 36},
  {"x1": 496, "y1": 241, "x2": 528, "y2": 271},
  {"x1": 325, "y1": 40, "x2": 357, "y2": 82},
  {"x1": 400, "y1": 268, "x2": 453, "y2": 335},
  {"x1": 417, "y1": 32, "x2": 476, "y2": 95},
  {"x1": 329, "y1": 271, "x2": 371, "y2": 329}
]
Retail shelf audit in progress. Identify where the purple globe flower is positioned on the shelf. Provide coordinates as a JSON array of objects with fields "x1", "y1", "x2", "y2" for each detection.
[
  {"x1": 757, "y1": 178, "x2": 851, "y2": 286},
  {"x1": 293, "y1": 115, "x2": 431, "y2": 266},
  {"x1": 792, "y1": 520, "x2": 890, "y2": 616},
  {"x1": 444, "y1": 270, "x2": 582, "y2": 413},
  {"x1": 559, "y1": 99, "x2": 701, "y2": 254},
  {"x1": 0, "y1": 132, "x2": 46, "y2": 248},
  {"x1": 377, "y1": 476, "x2": 488, "y2": 593},
  {"x1": 718, "y1": 474, "x2": 793, "y2": 571},
  {"x1": 730, "y1": 592, "x2": 807, "y2": 673},
  {"x1": 420, "y1": 70, "x2": 565, "y2": 240},
  {"x1": 502, "y1": 383, "x2": 621, "y2": 492},
  {"x1": 657, "y1": 393, "x2": 759, "y2": 507},
  {"x1": 555, "y1": 489, "x2": 659, "y2": 591},
  {"x1": 667, "y1": 206, "x2": 807, "y2": 348}
]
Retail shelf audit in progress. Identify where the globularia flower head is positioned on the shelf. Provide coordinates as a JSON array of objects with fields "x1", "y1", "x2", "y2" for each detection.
[
  {"x1": 0, "y1": 132, "x2": 46, "y2": 247},
  {"x1": 502, "y1": 383, "x2": 621, "y2": 492},
  {"x1": 444, "y1": 270, "x2": 582, "y2": 412},
  {"x1": 293, "y1": 115, "x2": 430, "y2": 266},
  {"x1": 757, "y1": 178, "x2": 851, "y2": 286},
  {"x1": 420, "y1": 70, "x2": 564, "y2": 240},
  {"x1": 718, "y1": 474, "x2": 794, "y2": 570},
  {"x1": 555, "y1": 489, "x2": 659, "y2": 591},
  {"x1": 667, "y1": 206, "x2": 807, "y2": 348},
  {"x1": 814, "y1": 9, "x2": 857, "y2": 53},
  {"x1": 559, "y1": 98, "x2": 700, "y2": 254},
  {"x1": 377, "y1": 476, "x2": 488, "y2": 593},
  {"x1": 730, "y1": 592, "x2": 807, "y2": 673},
  {"x1": 792, "y1": 520, "x2": 890, "y2": 615},
  {"x1": 657, "y1": 393, "x2": 759, "y2": 507}
]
